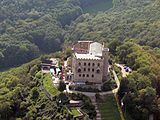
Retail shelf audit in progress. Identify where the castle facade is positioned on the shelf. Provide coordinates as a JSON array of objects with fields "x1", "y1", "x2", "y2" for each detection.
[{"x1": 72, "y1": 41, "x2": 109, "y2": 84}]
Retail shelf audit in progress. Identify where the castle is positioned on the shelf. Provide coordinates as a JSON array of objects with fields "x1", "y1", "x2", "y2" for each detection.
[{"x1": 72, "y1": 41, "x2": 109, "y2": 84}]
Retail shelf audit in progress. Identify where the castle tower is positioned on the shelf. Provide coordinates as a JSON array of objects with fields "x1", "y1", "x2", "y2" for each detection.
[{"x1": 102, "y1": 48, "x2": 109, "y2": 82}]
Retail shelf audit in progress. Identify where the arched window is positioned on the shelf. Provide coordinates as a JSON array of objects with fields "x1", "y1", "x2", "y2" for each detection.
[
  {"x1": 84, "y1": 68, "x2": 86, "y2": 71},
  {"x1": 78, "y1": 68, "x2": 81, "y2": 72},
  {"x1": 79, "y1": 74, "x2": 81, "y2": 77},
  {"x1": 87, "y1": 74, "x2": 89, "y2": 77},
  {"x1": 92, "y1": 74, "x2": 94, "y2": 78},
  {"x1": 88, "y1": 68, "x2": 90, "y2": 72},
  {"x1": 92, "y1": 68, "x2": 94, "y2": 72},
  {"x1": 92, "y1": 63, "x2": 95, "y2": 66},
  {"x1": 96, "y1": 69, "x2": 100, "y2": 74},
  {"x1": 78, "y1": 62, "x2": 81, "y2": 66},
  {"x1": 83, "y1": 74, "x2": 85, "y2": 77},
  {"x1": 98, "y1": 63, "x2": 100, "y2": 67},
  {"x1": 88, "y1": 63, "x2": 90, "y2": 66},
  {"x1": 84, "y1": 62, "x2": 86, "y2": 66}
]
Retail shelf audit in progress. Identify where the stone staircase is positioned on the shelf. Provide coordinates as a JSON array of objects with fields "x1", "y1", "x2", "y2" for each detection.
[{"x1": 90, "y1": 96, "x2": 102, "y2": 120}]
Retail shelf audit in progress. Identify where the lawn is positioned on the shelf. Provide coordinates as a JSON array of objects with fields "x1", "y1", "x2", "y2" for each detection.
[
  {"x1": 71, "y1": 108, "x2": 81, "y2": 117},
  {"x1": 82, "y1": 0, "x2": 113, "y2": 13},
  {"x1": 43, "y1": 74, "x2": 59, "y2": 96},
  {"x1": 98, "y1": 94, "x2": 121, "y2": 120}
]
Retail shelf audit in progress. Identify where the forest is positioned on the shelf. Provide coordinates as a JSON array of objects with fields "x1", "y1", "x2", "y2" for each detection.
[
  {"x1": 0, "y1": 0, "x2": 160, "y2": 119},
  {"x1": 0, "y1": 0, "x2": 82, "y2": 68},
  {"x1": 65, "y1": 0, "x2": 160, "y2": 48},
  {"x1": 0, "y1": 56, "x2": 74, "y2": 119},
  {"x1": 110, "y1": 41, "x2": 160, "y2": 120}
]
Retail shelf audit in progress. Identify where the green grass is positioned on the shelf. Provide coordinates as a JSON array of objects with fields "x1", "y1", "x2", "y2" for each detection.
[
  {"x1": 43, "y1": 74, "x2": 59, "y2": 96},
  {"x1": 98, "y1": 94, "x2": 121, "y2": 120},
  {"x1": 71, "y1": 108, "x2": 81, "y2": 117},
  {"x1": 82, "y1": 0, "x2": 113, "y2": 13}
]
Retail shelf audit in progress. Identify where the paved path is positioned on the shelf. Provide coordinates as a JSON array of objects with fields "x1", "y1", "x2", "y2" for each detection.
[
  {"x1": 67, "y1": 70, "x2": 120, "y2": 96},
  {"x1": 66, "y1": 69, "x2": 121, "y2": 120},
  {"x1": 90, "y1": 96, "x2": 102, "y2": 120},
  {"x1": 115, "y1": 63, "x2": 129, "y2": 77}
]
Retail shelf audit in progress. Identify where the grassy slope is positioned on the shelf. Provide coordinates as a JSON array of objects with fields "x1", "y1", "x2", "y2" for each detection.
[
  {"x1": 43, "y1": 74, "x2": 59, "y2": 96},
  {"x1": 98, "y1": 95, "x2": 121, "y2": 120},
  {"x1": 71, "y1": 108, "x2": 81, "y2": 117}
]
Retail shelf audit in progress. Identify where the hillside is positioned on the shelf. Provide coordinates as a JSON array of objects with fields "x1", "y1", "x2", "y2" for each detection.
[
  {"x1": 65, "y1": 0, "x2": 160, "y2": 48},
  {"x1": 0, "y1": 56, "x2": 72, "y2": 119},
  {"x1": 0, "y1": 0, "x2": 82, "y2": 68},
  {"x1": 64, "y1": 0, "x2": 160, "y2": 119},
  {"x1": 0, "y1": 0, "x2": 160, "y2": 119}
]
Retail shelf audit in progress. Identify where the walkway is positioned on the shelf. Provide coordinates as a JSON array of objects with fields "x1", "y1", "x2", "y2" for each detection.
[
  {"x1": 115, "y1": 63, "x2": 129, "y2": 77},
  {"x1": 90, "y1": 96, "x2": 102, "y2": 120},
  {"x1": 66, "y1": 70, "x2": 120, "y2": 95},
  {"x1": 66, "y1": 69, "x2": 121, "y2": 120}
]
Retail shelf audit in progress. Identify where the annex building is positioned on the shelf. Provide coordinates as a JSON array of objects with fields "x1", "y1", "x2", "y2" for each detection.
[{"x1": 72, "y1": 41, "x2": 109, "y2": 84}]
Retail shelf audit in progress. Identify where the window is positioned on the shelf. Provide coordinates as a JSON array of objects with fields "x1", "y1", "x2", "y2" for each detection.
[
  {"x1": 92, "y1": 68, "x2": 94, "y2": 72},
  {"x1": 92, "y1": 63, "x2": 95, "y2": 66},
  {"x1": 84, "y1": 68, "x2": 86, "y2": 71},
  {"x1": 78, "y1": 62, "x2": 81, "y2": 66},
  {"x1": 88, "y1": 63, "x2": 90, "y2": 66},
  {"x1": 97, "y1": 69, "x2": 100, "y2": 74},
  {"x1": 79, "y1": 74, "x2": 81, "y2": 77},
  {"x1": 78, "y1": 68, "x2": 81, "y2": 72},
  {"x1": 92, "y1": 74, "x2": 94, "y2": 78},
  {"x1": 84, "y1": 62, "x2": 86, "y2": 66},
  {"x1": 87, "y1": 74, "x2": 89, "y2": 77},
  {"x1": 98, "y1": 63, "x2": 100, "y2": 67},
  {"x1": 88, "y1": 68, "x2": 90, "y2": 72},
  {"x1": 83, "y1": 74, "x2": 85, "y2": 77}
]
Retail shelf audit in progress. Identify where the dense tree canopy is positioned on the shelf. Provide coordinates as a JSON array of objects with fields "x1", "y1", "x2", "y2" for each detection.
[
  {"x1": 65, "y1": 0, "x2": 160, "y2": 48},
  {"x1": 116, "y1": 42, "x2": 160, "y2": 120},
  {"x1": 0, "y1": 0, "x2": 82, "y2": 68},
  {"x1": 0, "y1": 0, "x2": 160, "y2": 119}
]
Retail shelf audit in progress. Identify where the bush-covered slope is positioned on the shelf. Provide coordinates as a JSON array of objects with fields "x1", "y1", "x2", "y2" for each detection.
[{"x1": 0, "y1": 55, "x2": 73, "y2": 119}]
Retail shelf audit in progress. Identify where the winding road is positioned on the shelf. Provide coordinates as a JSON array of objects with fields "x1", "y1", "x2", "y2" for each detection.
[
  {"x1": 66, "y1": 69, "x2": 121, "y2": 120},
  {"x1": 66, "y1": 70, "x2": 120, "y2": 96}
]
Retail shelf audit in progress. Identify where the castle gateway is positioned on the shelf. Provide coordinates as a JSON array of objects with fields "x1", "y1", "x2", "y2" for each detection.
[{"x1": 72, "y1": 41, "x2": 109, "y2": 84}]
